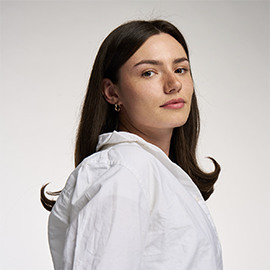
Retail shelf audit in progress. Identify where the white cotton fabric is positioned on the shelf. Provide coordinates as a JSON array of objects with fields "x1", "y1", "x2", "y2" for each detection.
[{"x1": 48, "y1": 131, "x2": 223, "y2": 270}]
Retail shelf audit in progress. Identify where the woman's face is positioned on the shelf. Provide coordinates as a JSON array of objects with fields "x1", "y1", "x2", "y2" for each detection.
[{"x1": 115, "y1": 33, "x2": 194, "y2": 137}]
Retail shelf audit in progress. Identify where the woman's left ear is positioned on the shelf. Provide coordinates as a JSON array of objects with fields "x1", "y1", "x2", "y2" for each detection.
[{"x1": 102, "y1": 78, "x2": 119, "y2": 105}]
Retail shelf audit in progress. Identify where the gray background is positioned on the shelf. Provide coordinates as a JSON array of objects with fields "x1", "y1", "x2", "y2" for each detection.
[{"x1": 1, "y1": 1, "x2": 269, "y2": 269}]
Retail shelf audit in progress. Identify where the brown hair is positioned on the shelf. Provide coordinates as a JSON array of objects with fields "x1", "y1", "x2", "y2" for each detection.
[{"x1": 41, "y1": 20, "x2": 220, "y2": 211}]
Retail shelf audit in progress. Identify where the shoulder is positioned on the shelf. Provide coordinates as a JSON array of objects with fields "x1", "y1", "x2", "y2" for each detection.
[
  {"x1": 114, "y1": 141, "x2": 161, "y2": 167},
  {"x1": 79, "y1": 141, "x2": 157, "y2": 177},
  {"x1": 62, "y1": 142, "x2": 155, "y2": 203}
]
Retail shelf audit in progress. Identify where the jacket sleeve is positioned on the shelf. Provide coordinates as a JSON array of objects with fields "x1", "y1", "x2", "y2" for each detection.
[{"x1": 61, "y1": 163, "x2": 150, "y2": 270}]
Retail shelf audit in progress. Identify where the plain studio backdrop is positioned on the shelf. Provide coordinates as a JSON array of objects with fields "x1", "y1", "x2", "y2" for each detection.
[{"x1": 0, "y1": 1, "x2": 269, "y2": 269}]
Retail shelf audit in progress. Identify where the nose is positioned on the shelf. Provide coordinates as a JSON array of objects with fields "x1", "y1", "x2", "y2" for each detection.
[{"x1": 163, "y1": 72, "x2": 182, "y2": 94}]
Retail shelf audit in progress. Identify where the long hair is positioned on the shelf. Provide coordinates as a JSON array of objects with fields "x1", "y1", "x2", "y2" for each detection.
[{"x1": 41, "y1": 20, "x2": 220, "y2": 211}]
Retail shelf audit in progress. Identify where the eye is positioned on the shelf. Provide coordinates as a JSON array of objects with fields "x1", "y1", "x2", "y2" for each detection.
[
  {"x1": 175, "y1": 68, "x2": 188, "y2": 74},
  {"x1": 142, "y1": 70, "x2": 155, "y2": 77}
]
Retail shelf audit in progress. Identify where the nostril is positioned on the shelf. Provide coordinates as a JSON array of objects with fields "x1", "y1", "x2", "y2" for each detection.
[{"x1": 164, "y1": 74, "x2": 182, "y2": 93}]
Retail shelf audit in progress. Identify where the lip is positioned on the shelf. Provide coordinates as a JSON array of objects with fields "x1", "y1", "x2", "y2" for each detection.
[{"x1": 160, "y1": 98, "x2": 185, "y2": 109}]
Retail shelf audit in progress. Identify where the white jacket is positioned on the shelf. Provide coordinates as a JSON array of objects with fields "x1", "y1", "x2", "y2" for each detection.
[{"x1": 48, "y1": 131, "x2": 223, "y2": 270}]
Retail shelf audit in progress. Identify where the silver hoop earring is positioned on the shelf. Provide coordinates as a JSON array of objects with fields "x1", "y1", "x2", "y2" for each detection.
[{"x1": 115, "y1": 104, "x2": 121, "y2": 112}]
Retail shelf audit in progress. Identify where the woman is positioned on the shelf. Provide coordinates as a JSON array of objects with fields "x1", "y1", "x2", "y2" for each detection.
[{"x1": 41, "y1": 20, "x2": 223, "y2": 269}]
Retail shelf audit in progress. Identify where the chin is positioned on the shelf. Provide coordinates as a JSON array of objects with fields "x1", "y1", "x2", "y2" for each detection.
[{"x1": 172, "y1": 118, "x2": 189, "y2": 128}]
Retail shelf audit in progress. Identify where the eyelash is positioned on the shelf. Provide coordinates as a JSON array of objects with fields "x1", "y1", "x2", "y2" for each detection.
[
  {"x1": 175, "y1": 68, "x2": 188, "y2": 74},
  {"x1": 142, "y1": 71, "x2": 155, "y2": 77},
  {"x1": 142, "y1": 68, "x2": 189, "y2": 77}
]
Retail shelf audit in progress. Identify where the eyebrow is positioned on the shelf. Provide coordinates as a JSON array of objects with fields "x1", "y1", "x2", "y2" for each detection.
[{"x1": 133, "y1": 57, "x2": 189, "y2": 68}]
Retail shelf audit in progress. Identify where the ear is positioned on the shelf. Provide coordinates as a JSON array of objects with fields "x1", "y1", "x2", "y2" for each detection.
[{"x1": 102, "y1": 78, "x2": 120, "y2": 105}]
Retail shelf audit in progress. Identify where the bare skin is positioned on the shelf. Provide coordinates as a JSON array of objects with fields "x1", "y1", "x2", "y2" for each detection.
[{"x1": 102, "y1": 33, "x2": 194, "y2": 156}]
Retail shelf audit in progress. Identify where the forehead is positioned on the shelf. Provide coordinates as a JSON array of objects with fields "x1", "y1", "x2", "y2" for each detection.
[{"x1": 127, "y1": 33, "x2": 187, "y2": 65}]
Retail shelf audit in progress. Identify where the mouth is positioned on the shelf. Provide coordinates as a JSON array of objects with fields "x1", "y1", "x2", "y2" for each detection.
[{"x1": 160, "y1": 98, "x2": 185, "y2": 109}]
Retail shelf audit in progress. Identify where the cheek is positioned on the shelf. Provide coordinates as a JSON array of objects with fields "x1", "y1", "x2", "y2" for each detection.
[
  {"x1": 184, "y1": 80, "x2": 194, "y2": 100},
  {"x1": 119, "y1": 80, "x2": 153, "y2": 106},
  {"x1": 189, "y1": 88, "x2": 194, "y2": 102}
]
